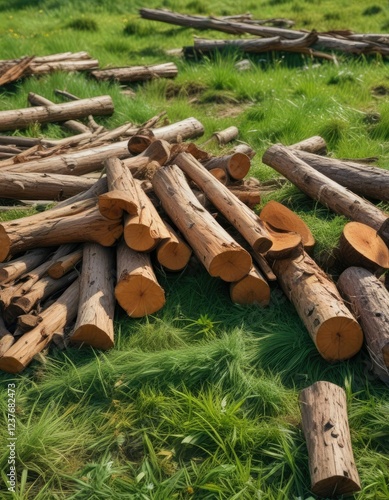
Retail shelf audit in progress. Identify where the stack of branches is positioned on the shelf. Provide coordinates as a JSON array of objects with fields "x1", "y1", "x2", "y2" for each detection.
[{"x1": 140, "y1": 8, "x2": 389, "y2": 60}]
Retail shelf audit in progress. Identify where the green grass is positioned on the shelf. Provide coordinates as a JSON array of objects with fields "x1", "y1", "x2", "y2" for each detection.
[{"x1": 1, "y1": 0, "x2": 389, "y2": 498}]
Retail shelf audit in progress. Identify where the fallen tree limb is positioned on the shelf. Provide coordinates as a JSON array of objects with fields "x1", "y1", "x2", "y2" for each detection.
[
  {"x1": 0, "y1": 248, "x2": 52, "y2": 284},
  {"x1": 91, "y1": 62, "x2": 178, "y2": 82},
  {"x1": 47, "y1": 247, "x2": 83, "y2": 279}
]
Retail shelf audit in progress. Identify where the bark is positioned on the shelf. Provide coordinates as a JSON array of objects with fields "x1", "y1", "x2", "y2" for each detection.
[
  {"x1": 289, "y1": 135, "x2": 327, "y2": 155},
  {"x1": 250, "y1": 250, "x2": 277, "y2": 282},
  {"x1": 272, "y1": 251, "x2": 363, "y2": 362},
  {"x1": 47, "y1": 248, "x2": 83, "y2": 279},
  {"x1": 230, "y1": 143, "x2": 256, "y2": 159},
  {"x1": 155, "y1": 222, "x2": 192, "y2": 271},
  {"x1": 212, "y1": 126, "x2": 239, "y2": 145},
  {"x1": 299, "y1": 381, "x2": 361, "y2": 497},
  {"x1": 0, "y1": 248, "x2": 52, "y2": 284},
  {"x1": 115, "y1": 239, "x2": 165, "y2": 317},
  {"x1": 127, "y1": 133, "x2": 155, "y2": 154},
  {"x1": 0, "y1": 96, "x2": 114, "y2": 132},
  {"x1": 203, "y1": 152, "x2": 251, "y2": 180},
  {"x1": 0, "y1": 136, "x2": 45, "y2": 148},
  {"x1": 71, "y1": 243, "x2": 115, "y2": 349},
  {"x1": 17, "y1": 313, "x2": 43, "y2": 333},
  {"x1": 152, "y1": 164, "x2": 252, "y2": 282},
  {"x1": 0, "y1": 319, "x2": 14, "y2": 357},
  {"x1": 0, "y1": 279, "x2": 79, "y2": 373},
  {"x1": 291, "y1": 149, "x2": 389, "y2": 201},
  {"x1": 262, "y1": 144, "x2": 389, "y2": 246},
  {"x1": 55, "y1": 177, "x2": 108, "y2": 208},
  {"x1": 91, "y1": 63, "x2": 178, "y2": 82},
  {"x1": 337, "y1": 267, "x2": 389, "y2": 372},
  {"x1": 152, "y1": 117, "x2": 204, "y2": 143},
  {"x1": 229, "y1": 265, "x2": 270, "y2": 306},
  {"x1": 0, "y1": 56, "x2": 34, "y2": 86},
  {"x1": 30, "y1": 59, "x2": 98, "y2": 75},
  {"x1": 122, "y1": 138, "x2": 171, "y2": 176}
]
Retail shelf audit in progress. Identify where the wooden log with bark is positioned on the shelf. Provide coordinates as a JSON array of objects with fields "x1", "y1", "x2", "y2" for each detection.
[
  {"x1": 0, "y1": 279, "x2": 80, "y2": 373},
  {"x1": 152, "y1": 164, "x2": 252, "y2": 281},
  {"x1": 299, "y1": 381, "x2": 361, "y2": 497},
  {"x1": 203, "y1": 152, "x2": 251, "y2": 180},
  {"x1": 155, "y1": 222, "x2": 192, "y2": 271},
  {"x1": 115, "y1": 239, "x2": 165, "y2": 317},
  {"x1": 229, "y1": 265, "x2": 270, "y2": 306},
  {"x1": 71, "y1": 243, "x2": 115, "y2": 349},
  {"x1": 272, "y1": 251, "x2": 363, "y2": 362},
  {"x1": 0, "y1": 248, "x2": 52, "y2": 284},
  {"x1": 289, "y1": 135, "x2": 327, "y2": 155},
  {"x1": 91, "y1": 63, "x2": 178, "y2": 82},
  {"x1": 262, "y1": 144, "x2": 389, "y2": 246},
  {"x1": 0, "y1": 316, "x2": 14, "y2": 357},
  {"x1": 47, "y1": 247, "x2": 83, "y2": 279}
]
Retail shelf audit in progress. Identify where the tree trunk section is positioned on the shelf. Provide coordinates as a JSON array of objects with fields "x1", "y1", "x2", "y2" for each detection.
[
  {"x1": 91, "y1": 63, "x2": 178, "y2": 82},
  {"x1": 289, "y1": 135, "x2": 327, "y2": 154},
  {"x1": 115, "y1": 239, "x2": 165, "y2": 317},
  {"x1": 152, "y1": 164, "x2": 252, "y2": 281},
  {"x1": 152, "y1": 117, "x2": 204, "y2": 143},
  {"x1": 71, "y1": 243, "x2": 115, "y2": 349},
  {"x1": 0, "y1": 248, "x2": 52, "y2": 284},
  {"x1": 203, "y1": 152, "x2": 251, "y2": 180},
  {"x1": 272, "y1": 251, "x2": 363, "y2": 362},
  {"x1": 155, "y1": 223, "x2": 192, "y2": 271},
  {"x1": 229, "y1": 265, "x2": 270, "y2": 306},
  {"x1": 299, "y1": 381, "x2": 361, "y2": 497},
  {"x1": 47, "y1": 248, "x2": 83, "y2": 279}
]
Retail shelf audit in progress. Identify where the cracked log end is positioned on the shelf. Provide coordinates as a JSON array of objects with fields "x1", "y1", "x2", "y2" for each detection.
[{"x1": 315, "y1": 316, "x2": 363, "y2": 362}]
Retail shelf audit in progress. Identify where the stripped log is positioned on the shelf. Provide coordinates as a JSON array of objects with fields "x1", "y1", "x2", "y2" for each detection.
[
  {"x1": 153, "y1": 164, "x2": 252, "y2": 281},
  {"x1": 0, "y1": 96, "x2": 114, "y2": 132},
  {"x1": 71, "y1": 243, "x2": 115, "y2": 349},
  {"x1": 0, "y1": 248, "x2": 52, "y2": 284},
  {"x1": 115, "y1": 239, "x2": 165, "y2": 317},
  {"x1": 299, "y1": 381, "x2": 361, "y2": 497},
  {"x1": 91, "y1": 62, "x2": 178, "y2": 82},
  {"x1": 155, "y1": 222, "x2": 192, "y2": 271},
  {"x1": 47, "y1": 248, "x2": 83, "y2": 279},
  {"x1": 0, "y1": 279, "x2": 79, "y2": 373},
  {"x1": 337, "y1": 267, "x2": 389, "y2": 373},
  {"x1": 262, "y1": 144, "x2": 389, "y2": 246},
  {"x1": 0, "y1": 315, "x2": 14, "y2": 357},
  {"x1": 203, "y1": 152, "x2": 251, "y2": 180},
  {"x1": 152, "y1": 116, "x2": 204, "y2": 143},
  {"x1": 272, "y1": 251, "x2": 363, "y2": 362},
  {"x1": 229, "y1": 265, "x2": 270, "y2": 306}
]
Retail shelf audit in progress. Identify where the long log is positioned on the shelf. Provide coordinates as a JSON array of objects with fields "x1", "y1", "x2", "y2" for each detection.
[
  {"x1": 272, "y1": 251, "x2": 363, "y2": 362},
  {"x1": 152, "y1": 164, "x2": 252, "y2": 281},
  {"x1": 0, "y1": 96, "x2": 114, "y2": 132},
  {"x1": 229, "y1": 265, "x2": 270, "y2": 306},
  {"x1": 115, "y1": 239, "x2": 165, "y2": 317},
  {"x1": 71, "y1": 243, "x2": 115, "y2": 349},
  {"x1": 289, "y1": 135, "x2": 327, "y2": 154},
  {"x1": 299, "y1": 381, "x2": 361, "y2": 497},
  {"x1": 0, "y1": 279, "x2": 79, "y2": 373},
  {"x1": 262, "y1": 144, "x2": 389, "y2": 246},
  {"x1": 0, "y1": 248, "x2": 52, "y2": 284},
  {"x1": 47, "y1": 247, "x2": 83, "y2": 279},
  {"x1": 337, "y1": 267, "x2": 389, "y2": 373},
  {"x1": 91, "y1": 63, "x2": 178, "y2": 82},
  {"x1": 155, "y1": 222, "x2": 192, "y2": 271}
]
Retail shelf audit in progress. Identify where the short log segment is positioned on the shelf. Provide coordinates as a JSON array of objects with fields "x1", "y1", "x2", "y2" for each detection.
[
  {"x1": 0, "y1": 279, "x2": 80, "y2": 373},
  {"x1": 289, "y1": 135, "x2": 327, "y2": 154},
  {"x1": 229, "y1": 265, "x2": 270, "y2": 306},
  {"x1": 338, "y1": 267, "x2": 389, "y2": 372},
  {"x1": 262, "y1": 144, "x2": 389, "y2": 246},
  {"x1": 0, "y1": 316, "x2": 14, "y2": 357},
  {"x1": 47, "y1": 248, "x2": 83, "y2": 279},
  {"x1": 175, "y1": 152, "x2": 273, "y2": 253},
  {"x1": 91, "y1": 63, "x2": 178, "y2": 82},
  {"x1": 0, "y1": 96, "x2": 114, "y2": 132},
  {"x1": 155, "y1": 223, "x2": 192, "y2": 271},
  {"x1": 0, "y1": 248, "x2": 52, "y2": 284},
  {"x1": 71, "y1": 243, "x2": 115, "y2": 349},
  {"x1": 152, "y1": 164, "x2": 252, "y2": 281},
  {"x1": 299, "y1": 381, "x2": 361, "y2": 497},
  {"x1": 203, "y1": 152, "x2": 251, "y2": 180},
  {"x1": 272, "y1": 251, "x2": 363, "y2": 362},
  {"x1": 115, "y1": 239, "x2": 165, "y2": 317}
]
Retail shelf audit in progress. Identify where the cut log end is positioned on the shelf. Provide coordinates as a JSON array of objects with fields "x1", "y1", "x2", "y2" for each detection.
[
  {"x1": 124, "y1": 225, "x2": 159, "y2": 252},
  {"x1": 208, "y1": 249, "x2": 252, "y2": 282},
  {"x1": 0, "y1": 228, "x2": 11, "y2": 262},
  {"x1": 316, "y1": 316, "x2": 363, "y2": 362},
  {"x1": 0, "y1": 356, "x2": 24, "y2": 374},
  {"x1": 156, "y1": 239, "x2": 192, "y2": 271},
  {"x1": 71, "y1": 325, "x2": 114, "y2": 350},
  {"x1": 229, "y1": 271, "x2": 270, "y2": 306},
  {"x1": 115, "y1": 275, "x2": 165, "y2": 318},
  {"x1": 228, "y1": 152, "x2": 251, "y2": 180},
  {"x1": 312, "y1": 474, "x2": 361, "y2": 497},
  {"x1": 98, "y1": 192, "x2": 138, "y2": 220},
  {"x1": 252, "y1": 237, "x2": 273, "y2": 254}
]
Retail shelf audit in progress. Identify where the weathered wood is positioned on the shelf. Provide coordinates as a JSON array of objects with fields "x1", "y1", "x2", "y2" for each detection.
[
  {"x1": 47, "y1": 248, "x2": 83, "y2": 279},
  {"x1": 272, "y1": 251, "x2": 363, "y2": 362},
  {"x1": 228, "y1": 185, "x2": 261, "y2": 208},
  {"x1": 155, "y1": 222, "x2": 192, "y2": 271},
  {"x1": 91, "y1": 62, "x2": 178, "y2": 82},
  {"x1": 17, "y1": 313, "x2": 43, "y2": 333},
  {"x1": 299, "y1": 381, "x2": 361, "y2": 497},
  {"x1": 262, "y1": 144, "x2": 389, "y2": 246},
  {"x1": 0, "y1": 317, "x2": 14, "y2": 357},
  {"x1": 0, "y1": 56, "x2": 34, "y2": 86},
  {"x1": 0, "y1": 279, "x2": 79, "y2": 373},
  {"x1": 203, "y1": 152, "x2": 251, "y2": 180},
  {"x1": 338, "y1": 266, "x2": 389, "y2": 373},
  {"x1": 152, "y1": 117, "x2": 204, "y2": 143},
  {"x1": 212, "y1": 126, "x2": 239, "y2": 145},
  {"x1": 230, "y1": 143, "x2": 256, "y2": 159},
  {"x1": 152, "y1": 164, "x2": 252, "y2": 281},
  {"x1": 229, "y1": 265, "x2": 270, "y2": 306},
  {"x1": 71, "y1": 243, "x2": 115, "y2": 349},
  {"x1": 115, "y1": 239, "x2": 165, "y2": 317},
  {"x1": 0, "y1": 248, "x2": 52, "y2": 284},
  {"x1": 0, "y1": 96, "x2": 114, "y2": 132},
  {"x1": 289, "y1": 135, "x2": 327, "y2": 155}
]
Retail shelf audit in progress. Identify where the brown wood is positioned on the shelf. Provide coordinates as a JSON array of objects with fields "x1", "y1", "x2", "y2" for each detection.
[
  {"x1": 152, "y1": 164, "x2": 252, "y2": 281},
  {"x1": 212, "y1": 126, "x2": 239, "y2": 145},
  {"x1": 152, "y1": 117, "x2": 204, "y2": 143},
  {"x1": 17, "y1": 313, "x2": 43, "y2": 333},
  {"x1": 115, "y1": 239, "x2": 165, "y2": 317},
  {"x1": 0, "y1": 279, "x2": 79, "y2": 373},
  {"x1": 0, "y1": 321, "x2": 15, "y2": 357},
  {"x1": 338, "y1": 222, "x2": 389, "y2": 275},
  {"x1": 47, "y1": 248, "x2": 83, "y2": 279},
  {"x1": 272, "y1": 251, "x2": 363, "y2": 362},
  {"x1": 0, "y1": 248, "x2": 52, "y2": 284},
  {"x1": 91, "y1": 63, "x2": 178, "y2": 82},
  {"x1": 174, "y1": 152, "x2": 273, "y2": 253},
  {"x1": 55, "y1": 177, "x2": 108, "y2": 209},
  {"x1": 299, "y1": 381, "x2": 361, "y2": 497},
  {"x1": 263, "y1": 223, "x2": 302, "y2": 260},
  {"x1": 228, "y1": 185, "x2": 261, "y2": 208},
  {"x1": 0, "y1": 96, "x2": 114, "y2": 132},
  {"x1": 155, "y1": 223, "x2": 192, "y2": 271},
  {"x1": 289, "y1": 135, "x2": 327, "y2": 155},
  {"x1": 127, "y1": 133, "x2": 155, "y2": 154},
  {"x1": 338, "y1": 266, "x2": 389, "y2": 373},
  {"x1": 230, "y1": 143, "x2": 256, "y2": 159},
  {"x1": 71, "y1": 243, "x2": 115, "y2": 349},
  {"x1": 262, "y1": 144, "x2": 389, "y2": 246},
  {"x1": 0, "y1": 56, "x2": 34, "y2": 86},
  {"x1": 209, "y1": 167, "x2": 228, "y2": 184},
  {"x1": 203, "y1": 152, "x2": 251, "y2": 180},
  {"x1": 229, "y1": 265, "x2": 270, "y2": 306}
]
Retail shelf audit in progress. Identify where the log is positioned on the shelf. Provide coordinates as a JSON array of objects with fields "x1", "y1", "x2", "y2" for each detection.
[
  {"x1": 174, "y1": 152, "x2": 273, "y2": 253},
  {"x1": 30, "y1": 59, "x2": 99, "y2": 75},
  {"x1": 71, "y1": 243, "x2": 115, "y2": 349},
  {"x1": 0, "y1": 199, "x2": 123, "y2": 262},
  {"x1": 212, "y1": 126, "x2": 239, "y2": 145},
  {"x1": 0, "y1": 136, "x2": 42, "y2": 148},
  {"x1": 338, "y1": 222, "x2": 389, "y2": 274},
  {"x1": 91, "y1": 62, "x2": 178, "y2": 82},
  {"x1": 127, "y1": 133, "x2": 155, "y2": 154},
  {"x1": 230, "y1": 143, "x2": 256, "y2": 159},
  {"x1": 228, "y1": 185, "x2": 261, "y2": 208},
  {"x1": 0, "y1": 96, "x2": 114, "y2": 132},
  {"x1": 0, "y1": 330, "x2": 15, "y2": 358},
  {"x1": 155, "y1": 222, "x2": 192, "y2": 271},
  {"x1": 299, "y1": 381, "x2": 361, "y2": 497},
  {"x1": 0, "y1": 279, "x2": 80, "y2": 373},
  {"x1": 0, "y1": 56, "x2": 34, "y2": 86},
  {"x1": 262, "y1": 144, "x2": 389, "y2": 246},
  {"x1": 115, "y1": 239, "x2": 165, "y2": 317},
  {"x1": 47, "y1": 248, "x2": 83, "y2": 279},
  {"x1": 203, "y1": 152, "x2": 251, "y2": 180},
  {"x1": 152, "y1": 117, "x2": 204, "y2": 143},
  {"x1": 272, "y1": 251, "x2": 363, "y2": 362},
  {"x1": 229, "y1": 265, "x2": 270, "y2": 306},
  {"x1": 337, "y1": 267, "x2": 389, "y2": 372},
  {"x1": 0, "y1": 248, "x2": 52, "y2": 284},
  {"x1": 260, "y1": 200, "x2": 315, "y2": 251},
  {"x1": 208, "y1": 167, "x2": 228, "y2": 184},
  {"x1": 289, "y1": 135, "x2": 327, "y2": 155},
  {"x1": 291, "y1": 149, "x2": 389, "y2": 201},
  {"x1": 17, "y1": 313, "x2": 43, "y2": 333},
  {"x1": 152, "y1": 164, "x2": 252, "y2": 282}
]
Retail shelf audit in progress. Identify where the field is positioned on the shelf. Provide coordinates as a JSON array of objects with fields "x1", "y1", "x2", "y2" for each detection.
[{"x1": 0, "y1": 0, "x2": 389, "y2": 498}]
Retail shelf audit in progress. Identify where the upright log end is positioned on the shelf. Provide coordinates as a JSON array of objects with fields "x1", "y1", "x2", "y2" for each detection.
[
  {"x1": 316, "y1": 316, "x2": 363, "y2": 362},
  {"x1": 71, "y1": 325, "x2": 114, "y2": 350}
]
